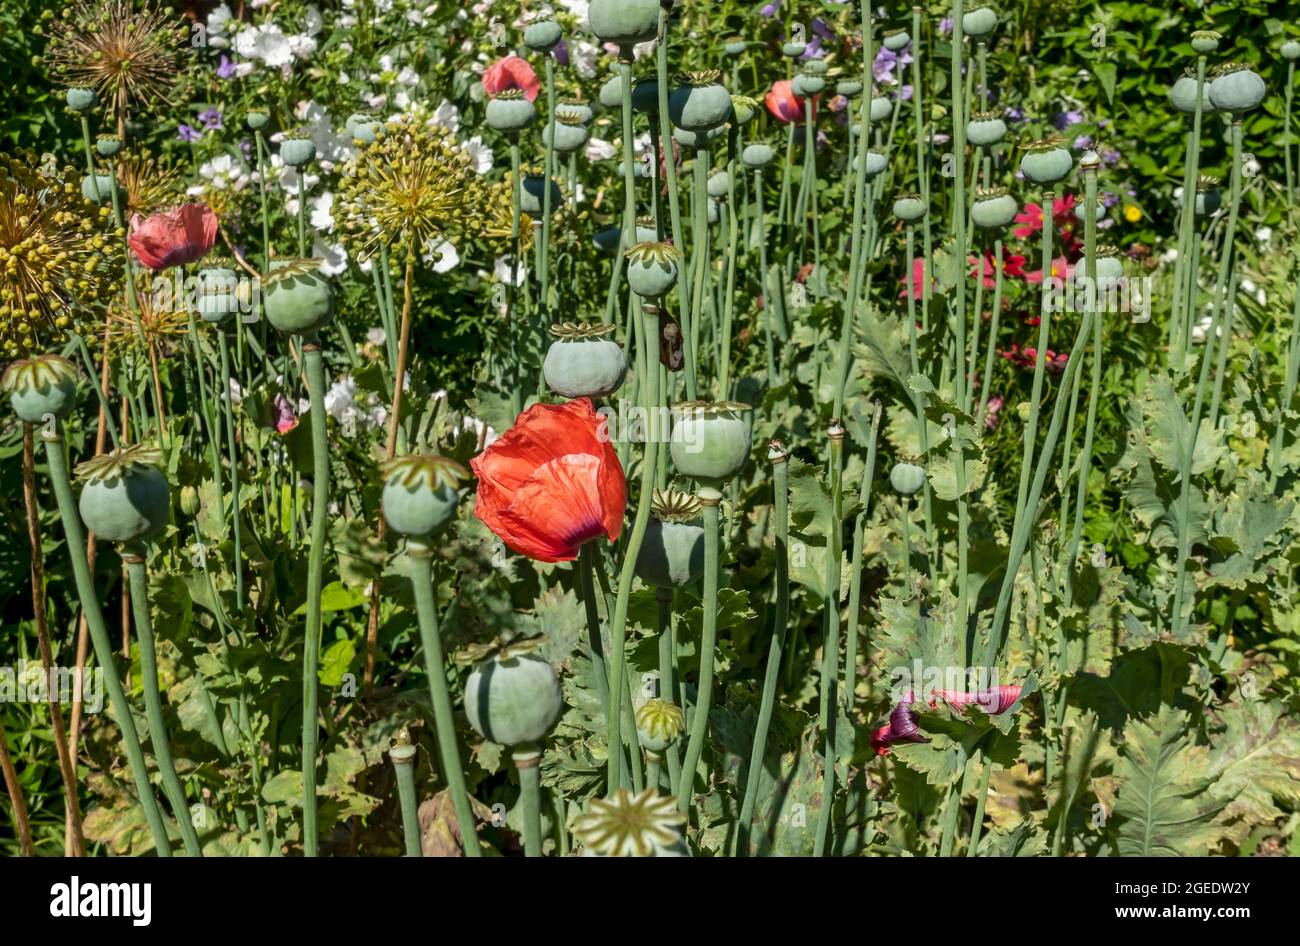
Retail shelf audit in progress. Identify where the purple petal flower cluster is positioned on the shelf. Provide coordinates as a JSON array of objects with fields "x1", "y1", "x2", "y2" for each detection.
[{"x1": 177, "y1": 124, "x2": 202, "y2": 143}]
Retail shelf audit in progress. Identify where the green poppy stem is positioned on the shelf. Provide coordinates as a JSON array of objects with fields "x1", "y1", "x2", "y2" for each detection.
[
  {"x1": 844, "y1": 403, "x2": 883, "y2": 713},
  {"x1": 406, "y1": 540, "x2": 481, "y2": 856},
  {"x1": 737, "y1": 442, "x2": 790, "y2": 856},
  {"x1": 299, "y1": 335, "x2": 331, "y2": 856},
  {"x1": 216, "y1": 326, "x2": 245, "y2": 610},
  {"x1": 515, "y1": 747, "x2": 543, "y2": 857},
  {"x1": 540, "y1": 57, "x2": 557, "y2": 312},
  {"x1": 655, "y1": 588, "x2": 683, "y2": 796},
  {"x1": 676, "y1": 491, "x2": 720, "y2": 815},
  {"x1": 389, "y1": 740, "x2": 422, "y2": 857},
  {"x1": 40, "y1": 423, "x2": 173, "y2": 855},
  {"x1": 813, "y1": 424, "x2": 846, "y2": 856},
  {"x1": 123, "y1": 549, "x2": 203, "y2": 856}
]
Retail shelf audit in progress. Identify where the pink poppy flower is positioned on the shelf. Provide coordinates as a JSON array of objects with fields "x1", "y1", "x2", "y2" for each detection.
[
  {"x1": 765, "y1": 80, "x2": 816, "y2": 124},
  {"x1": 127, "y1": 203, "x2": 218, "y2": 271},
  {"x1": 273, "y1": 393, "x2": 298, "y2": 434},
  {"x1": 483, "y1": 56, "x2": 540, "y2": 102},
  {"x1": 899, "y1": 255, "x2": 930, "y2": 300}
]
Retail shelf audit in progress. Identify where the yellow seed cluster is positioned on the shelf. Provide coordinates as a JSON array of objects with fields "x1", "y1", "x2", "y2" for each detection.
[
  {"x1": 0, "y1": 150, "x2": 122, "y2": 356},
  {"x1": 336, "y1": 110, "x2": 494, "y2": 263}
]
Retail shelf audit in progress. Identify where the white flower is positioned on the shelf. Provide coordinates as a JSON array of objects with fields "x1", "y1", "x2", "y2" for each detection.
[
  {"x1": 570, "y1": 40, "x2": 600, "y2": 77},
  {"x1": 423, "y1": 239, "x2": 461, "y2": 273},
  {"x1": 228, "y1": 378, "x2": 243, "y2": 406},
  {"x1": 462, "y1": 136, "x2": 494, "y2": 174},
  {"x1": 207, "y1": 3, "x2": 232, "y2": 34},
  {"x1": 236, "y1": 23, "x2": 293, "y2": 68},
  {"x1": 463, "y1": 414, "x2": 498, "y2": 447},
  {"x1": 397, "y1": 66, "x2": 420, "y2": 87},
  {"x1": 366, "y1": 326, "x2": 386, "y2": 346},
  {"x1": 586, "y1": 137, "x2": 617, "y2": 161},
  {"x1": 313, "y1": 238, "x2": 349, "y2": 277},
  {"x1": 495, "y1": 255, "x2": 527, "y2": 286},
  {"x1": 1255, "y1": 226, "x2": 1272, "y2": 245},
  {"x1": 1240, "y1": 277, "x2": 1257, "y2": 294},
  {"x1": 430, "y1": 99, "x2": 461, "y2": 133},
  {"x1": 310, "y1": 191, "x2": 335, "y2": 232}
]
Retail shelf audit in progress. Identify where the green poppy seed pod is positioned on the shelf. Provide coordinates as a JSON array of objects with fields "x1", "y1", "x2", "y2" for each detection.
[
  {"x1": 179, "y1": 485, "x2": 201, "y2": 518},
  {"x1": 2, "y1": 354, "x2": 79, "y2": 424},
  {"x1": 524, "y1": 17, "x2": 563, "y2": 52},
  {"x1": 803, "y1": 59, "x2": 829, "y2": 77},
  {"x1": 280, "y1": 136, "x2": 316, "y2": 167},
  {"x1": 1019, "y1": 138, "x2": 1073, "y2": 184},
  {"x1": 95, "y1": 135, "x2": 122, "y2": 158},
  {"x1": 706, "y1": 199, "x2": 719, "y2": 225},
  {"x1": 543, "y1": 323, "x2": 628, "y2": 398},
  {"x1": 246, "y1": 109, "x2": 269, "y2": 130},
  {"x1": 966, "y1": 112, "x2": 1007, "y2": 147},
  {"x1": 1169, "y1": 72, "x2": 1213, "y2": 114},
  {"x1": 464, "y1": 651, "x2": 564, "y2": 747},
  {"x1": 971, "y1": 187, "x2": 1019, "y2": 229},
  {"x1": 742, "y1": 142, "x2": 776, "y2": 169},
  {"x1": 80, "y1": 173, "x2": 118, "y2": 206},
  {"x1": 1090, "y1": 246, "x2": 1125, "y2": 283},
  {"x1": 1283, "y1": 40, "x2": 1300, "y2": 61},
  {"x1": 869, "y1": 95, "x2": 893, "y2": 122},
  {"x1": 543, "y1": 116, "x2": 590, "y2": 154},
  {"x1": 837, "y1": 80, "x2": 864, "y2": 98},
  {"x1": 782, "y1": 42, "x2": 806, "y2": 58},
  {"x1": 858, "y1": 150, "x2": 889, "y2": 178},
  {"x1": 723, "y1": 39, "x2": 748, "y2": 57},
  {"x1": 345, "y1": 113, "x2": 381, "y2": 143},
  {"x1": 794, "y1": 73, "x2": 826, "y2": 96},
  {"x1": 706, "y1": 169, "x2": 730, "y2": 199},
  {"x1": 380, "y1": 454, "x2": 466, "y2": 538},
  {"x1": 196, "y1": 266, "x2": 241, "y2": 324},
  {"x1": 559, "y1": 99, "x2": 594, "y2": 124},
  {"x1": 630, "y1": 78, "x2": 660, "y2": 114},
  {"x1": 669, "y1": 72, "x2": 732, "y2": 132},
  {"x1": 625, "y1": 241, "x2": 680, "y2": 298},
  {"x1": 890, "y1": 461, "x2": 926, "y2": 496},
  {"x1": 262, "y1": 259, "x2": 334, "y2": 336},
  {"x1": 635, "y1": 699, "x2": 686, "y2": 753},
  {"x1": 573, "y1": 788, "x2": 690, "y2": 856},
  {"x1": 485, "y1": 91, "x2": 536, "y2": 133},
  {"x1": 1072, "y1": 199, "x2": 1107, "y2": 223},
  {"x1": 962, "y1": 6, "x2": 998, "y2": 38},
  {"x1": 1208, "y1": 65, "x2": 1266, "y2": 113},
  {"x1": 78, "y1": 460, "x2": 171, "y2": 544},
  {"x1": 635, "y1": 218, "x2": 659, "y2": 243},
  {"x1": 65, "y1": 87, "x2": 98, "y2": 112},
  {"x1": 672, "y1": 125, "x2": 722, "y2": 150},
  {"x1": 731, "y1": 95, "x2": 759, "y2": 126},
  {"x1": 1190, "y1": 30, "x2": 1220, "y2": 54},
  {"x1": 520, "y1": 173, "x2": 562, "y2": 218},
  {"x1": 636, "y1": 490, "x2": 705, "y2": 587},
  {"x1": 670, "y1": 400, "x2": 753, "y2": 487},
  {"x1": 893, "y1": 193, "x2": 927, "y2": 222},
  {"x1": 1183, "y1": 178, "x2": 1222, "y2": 216},
  {"x1": 599, "y1": 74, "x2": 624, "y2": 108},
  {"x1": 588, "y1": 0, "x2": 661, "y2": 54},
  {"x1": 593, "y1": 224, "x2": 623, "y2": 256},
  {"x1": 883, "y1": 29, "x2": 910, "y2": 51}
]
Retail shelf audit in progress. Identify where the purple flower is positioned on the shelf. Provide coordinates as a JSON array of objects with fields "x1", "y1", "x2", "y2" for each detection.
[
  {"x1": 1102, "y1": 148, "x2": 1121, "y2": 167},
  {"x1": 873, "y1": 45, "x2": 913, "y2": 84},
  {"x1": 552, "y1": 38, "x2": 569, "y2": 67},
  {"x1": 177, "y1": 124, "x2": 202, "y2": 143},
  {"x1": 1074, "y1": 134, "x2": 1093, "y2": 150},
  {"x1": 1053, "y1": 108, "x2": 1085, "y2": 129},
  {"x1": 760, "y1": 0, "x2": 782, "y2": 16},
  {"x1": 217, "y1": 54, "x2": 237, "y2": 80},
  {"x1": 939, "y1": 16, "x2": 953, "y2": 35},
  {"x1": 1004, "y1": 105, "x2": 1024, "y2": 122},
  {"x1": 811, "y1": 17, "x2": 835, "y2": 40},
  {"x1": 199, "y1": 106, "x2": 223, "y2": 131},
  {"x1": 801, "y1": 36, "x2": 825, "y2": 59}
]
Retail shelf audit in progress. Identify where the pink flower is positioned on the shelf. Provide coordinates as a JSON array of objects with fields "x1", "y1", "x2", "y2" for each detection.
[
  {"x1": 483, "y1": 56, "x2": 540, "y2": 102},
  {"x1": 1024, "y1": 256, "x2": 1074, "y2": 285},
  {"x1": 765, "y1": 80, "x2": 816, "y2": 124},
  {"x1": 871, "y1": 684, "x2": 1025, "y2": 756},
  {"x1": 273, "y1": 393, "x2": 298, "y2": 434},
  {"x1": 984, "y1": 396, "x2": 1004, "y2": 430},
  {"x1": 899, "y1": 256, "x2": 929, "y2": 300},
  {"x1": 127, "y1": 203, "x2": 218, "y2": 271}
]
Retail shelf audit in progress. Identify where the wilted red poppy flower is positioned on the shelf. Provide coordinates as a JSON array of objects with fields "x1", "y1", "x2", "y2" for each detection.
[
  {"x1": 127, "y1": 203, "x2": 218, "y2": 271},
  {"x1": 483, "y1": 55, "x2": 541, "y2": 102},
  {"x1": 765, "y1": 80, "x2": 816, "y2": 124},
  {"x1": 471, "y1": 398, "x2": 626, "y2": 562},
  {"x1": 872, "y1": 684, "x2": 1024, "y2": 756}
]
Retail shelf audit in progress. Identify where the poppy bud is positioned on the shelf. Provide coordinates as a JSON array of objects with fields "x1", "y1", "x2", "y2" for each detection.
[
  {"x1": 890, "y1": 461, "x2": 926, "y2": 495},
  {"x1": 635, "y1": 698, "x2": 686, "y2": 753},
  {"x1": 246, "y1": 109, "x2": 269, "y2": 130},
  {"x1": 180, "y1": 485, "x2": 201, "y2": 517}
]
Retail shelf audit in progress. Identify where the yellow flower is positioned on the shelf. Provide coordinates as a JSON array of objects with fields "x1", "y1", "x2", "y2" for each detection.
[{"x1": 1123, "y1": 204, "x2": 1143, "y2": 223}]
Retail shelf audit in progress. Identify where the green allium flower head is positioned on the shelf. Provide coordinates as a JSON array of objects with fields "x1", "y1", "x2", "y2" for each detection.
[
  {"x1": 635, "y1": 699, "x2": 685, "y2": 754},
  {"x1": 337, "y1": 110, "x2": 491, "y2": 262},
  {"x1": 571, "y1": 788, "x2": 689, "y2": 857},
  {"x1": 0, "y1": 150, "x2": 121, "y2": 356}
]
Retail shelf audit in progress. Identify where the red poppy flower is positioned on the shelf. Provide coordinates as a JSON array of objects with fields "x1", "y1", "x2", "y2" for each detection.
[
  {"x1": 969, "y1": 249, "x2": 1027, "y2": 288},
  {"x1": 765, "y1": 80, "x2": 816, "y2": 124},
  {"x1": 483, "y1": 55, "x2": 540, "y2": 102},
  {"x1": 898, "y1": 255, "x2": 930, "y2": 300},
  {"x1": 1024, "y1": 255, "x2": 1074, "y2": 284},
  {"x1": 471, "y1": 398, "x2": 626, "y2": 562},
  {"x1": 127, "y1": 203, "x2": 217, "y2": 271}
]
